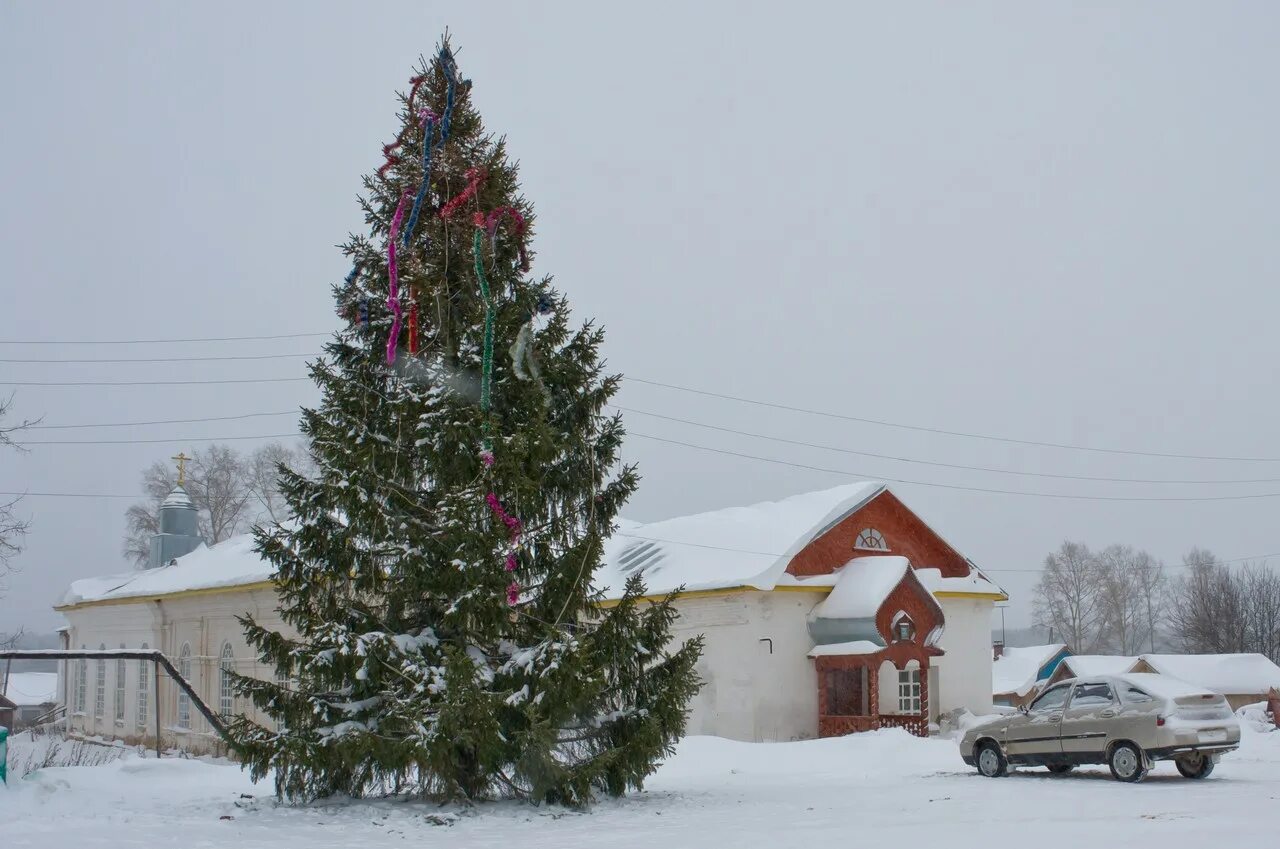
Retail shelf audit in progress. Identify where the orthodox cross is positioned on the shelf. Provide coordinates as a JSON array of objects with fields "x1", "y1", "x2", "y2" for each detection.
[{"x1": 171, "y1": 452, "x2": 190, "y2": 486}]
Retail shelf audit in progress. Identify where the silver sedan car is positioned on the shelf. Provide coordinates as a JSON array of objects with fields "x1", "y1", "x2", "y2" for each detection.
[{"x1": 961, "y1": 673, "x2": 1240, "y2": 782}]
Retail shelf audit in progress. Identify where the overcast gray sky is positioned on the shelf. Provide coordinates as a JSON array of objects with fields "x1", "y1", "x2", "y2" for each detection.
[{"x1": 4, "y1": 1, "x2": 1280, "y2": 636}]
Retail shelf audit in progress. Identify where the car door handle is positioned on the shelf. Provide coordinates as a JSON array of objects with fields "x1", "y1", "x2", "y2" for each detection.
[
  {"x1": 1099, "y1": 709, "x2": 1117, "y2": 718},
  {"x1": 1048, "y1": 713, "x2": 1062, "y2": 722}
]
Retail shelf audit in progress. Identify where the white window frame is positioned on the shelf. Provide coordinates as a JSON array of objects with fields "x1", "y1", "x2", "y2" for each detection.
[
  {"x1": 219, "y1": 642, "x2": 236, "y2": 718},
  {"x1": 114, "y1": 644, "x2": 127, "y2": 724},
  {"x1": 76, "y1": 646, "x2": 87, "y2": 714},
  {"x1": 855, "y1": 528, "x2": 888, "y2": 551},
  {"x1": 177, "y1": 642, "x2": 192, "y2": 730},
  {"x1": 275, "y1": 663, "x2": 289, "y2": 732},
  {"x1": 897, "y1": 668, "x2": 921, "y2": 715},
  {"x1": 137, "y1": 643, "x2": 150, "y2": 730},
  {"x1": 94, "y1": 643, "x2": 107, "y2": 719}
]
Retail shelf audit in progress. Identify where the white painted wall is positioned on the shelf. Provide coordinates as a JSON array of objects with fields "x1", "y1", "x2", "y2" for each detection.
[
  {"x1": 60, "y1": 585, "x2": 997, "y2": 750},
  {"x1": 61, "y1": 587, "x2": 288, "y2": 754},
  {"x1": 668, "y1": 590, "x2": 824, "y2": 742},
  {"x1": 668, "y1": 590, "x2": 996, "y2": 741},
  {"x1": 931, "y1": 597, "x2": 995, "y2": 716}
]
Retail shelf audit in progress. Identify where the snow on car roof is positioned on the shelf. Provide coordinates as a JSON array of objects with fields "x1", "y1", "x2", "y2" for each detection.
[
  {"x1": 1117, "y1": 672, "x2": 1217, "y2": 700},
  {"x1": 1059, "y1": 655, "x2": 1139, "y2": 678}
]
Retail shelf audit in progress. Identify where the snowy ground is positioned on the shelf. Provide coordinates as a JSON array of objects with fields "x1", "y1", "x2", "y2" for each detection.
[{"x1": 4, "y1": 724, "x2": 1278, "y2": 849}]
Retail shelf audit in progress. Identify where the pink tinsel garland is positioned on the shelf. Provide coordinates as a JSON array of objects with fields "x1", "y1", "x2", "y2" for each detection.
[{"x1": 438, "y1": 167, "x2": 488, "y2": 220}]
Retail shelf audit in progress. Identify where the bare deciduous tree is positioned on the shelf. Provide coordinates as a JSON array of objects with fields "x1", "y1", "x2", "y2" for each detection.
[
  {"x1": 2, "y1": 393, "x2": 39, "y2": 648},
  {"x1": 1168, "y1": 549, "x2": 1280, "y2": 663},
  {"x1": 247, "y1": 441, "x2": 313, "y2": 523},
  {"x1": 122, "y1": 441, "x2": 308, "y2": 567},
  {"x1": 1033, "y1": 541, "x2": 1108, "y2": 653},
  {"x1": 1095, "y1": 544, "x2": 1167, "y2": 655}
]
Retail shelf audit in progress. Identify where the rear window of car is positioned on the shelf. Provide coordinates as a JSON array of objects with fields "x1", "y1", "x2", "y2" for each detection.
[
  {"x1": 1120, "y1": 685, "x2": 1153, "y2": 704},
  {"x1": 1071, "y1": 682, "x2": 1115, "y2": 707}
]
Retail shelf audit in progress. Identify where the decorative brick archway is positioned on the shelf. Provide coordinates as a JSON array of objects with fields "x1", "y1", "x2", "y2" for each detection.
[{"x1": 815, "y1": 640, "x2": 939, "y2": 738}]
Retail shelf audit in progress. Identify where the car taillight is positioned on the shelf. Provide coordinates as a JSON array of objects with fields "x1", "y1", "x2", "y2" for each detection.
[{"x1": 1156, "y1": 715, "x2": 1166, "y2": 727}]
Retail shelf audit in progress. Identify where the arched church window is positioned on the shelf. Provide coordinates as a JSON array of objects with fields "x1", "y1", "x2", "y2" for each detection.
[
  {"x1": 114, "y1": 644, "x2": 127, "y2": 723},
  {"x1": 177, "y1": 643, "x2": 192, "y2": 730},
  {"x1": 855, "y1": 528, "x2": 888, "y2": 551},
  {"x1": 219, "y1": 642, "x2": 236, "y2": 718},
  {"x1": 137, "y1": 644, "x2": 149, "y2": 730},
  {"x1": 76, "y1": 646, "x2": 87, "y2": 714},
  {"x1": 94, "y1": 644, "x2": 106, "y2": 719}
]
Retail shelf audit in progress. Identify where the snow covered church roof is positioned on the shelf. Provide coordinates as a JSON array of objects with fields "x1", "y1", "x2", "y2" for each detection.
[
  {"x1": 58, "y1": 534, "x2": 271, "y2": 609},
  {"x1": 595, "y1": 483, "x2": 886, "y2": 600},
  {"x1": 811, "y1": 556, "x2": 911, "y2": 621}
]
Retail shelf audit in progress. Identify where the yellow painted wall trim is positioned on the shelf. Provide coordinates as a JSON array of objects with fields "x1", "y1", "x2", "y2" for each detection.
[
  {"x1": 55, "y1": 578, "x2": 1004, "y2": 614},
  {"x1": 54, "y1": 580, "x2": 277, "y2": 613},
  {"x1": 933, "y1": 590, "x2": 1009, "y2": 601}
]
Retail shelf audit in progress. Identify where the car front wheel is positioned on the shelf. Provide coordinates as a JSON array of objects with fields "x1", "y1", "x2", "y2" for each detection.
[
  {"x1": 976, "y1": 742, "x2": 1008, "y2": 778},
  {"x1": 1175, "y1": 751, "x2": 1215, "y2": 779},
  {"x1": 1108, "y1": 742, "x2": 1148, "y2": 783}
]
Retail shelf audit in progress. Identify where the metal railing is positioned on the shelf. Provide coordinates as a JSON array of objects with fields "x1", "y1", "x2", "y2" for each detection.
[{"x1": 0, "y1": 650, "x2": 231, "y2": 756}]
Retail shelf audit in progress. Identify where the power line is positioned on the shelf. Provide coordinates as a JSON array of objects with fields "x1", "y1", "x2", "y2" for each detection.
[
  {"x1": 0, "y1": 331, "x2": 330, "y2": 345},
  {"x1": 17, "y1": 432, "x2": 301, "y2": 446},
  {"x1": 3, "y1": 377, "x2": 312, "y2": 387},
  {"x1": 29, "y1": 411, "x2": 299, "y2": 430},
  {"x1": 14, "y1": 411, "x2": 1280, "y2": 500},
  {"x1": 626, "y1": 431, "x2": 1280, "y2": 502},
  {"x1": 6, "y1": 360, "x2": 1276, "y2": 463},
  {"x1": 615, "y1": 406, "x2": 1280, "y2": 486},
  {"x1": 613, "y1": 532, "x2": 1280, "y2": 573},
  {"x1": 0, "y1": 353, "x2": 313, "y2": 364},
  {"x1": 624, "y1": 376, "x2": 1280, "y2": 463},
  {"x1": 24, "y1": 399, "x2": 1280, "y2": 488}
]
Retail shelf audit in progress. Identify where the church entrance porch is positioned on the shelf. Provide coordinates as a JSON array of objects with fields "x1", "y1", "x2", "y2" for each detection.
[{"x1": 813, "y1": 641, "x2": 937, "y2": 738}]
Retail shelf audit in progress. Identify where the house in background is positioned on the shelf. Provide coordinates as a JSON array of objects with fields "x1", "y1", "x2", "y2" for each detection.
[
  {"x1": 0, "y1": 692, "x2": 15, "y2": 730},
  {"x1": 1131, "y1": 654, "x2": 1280, "y2": 711},
  {"x1": 1041, "y1": 652, "x2": 1280, "y2": 712},
  {"x1": 597, "y1": 482, "x2": 1007, "y2": 740},
  {"x1": 0, "y1": 672, "x2": 59, "y2": 729},
  {"x1": 991, "y1": 644, "x2": 1071, "y2": 707},
  {"x1": 1042, "y1": 655, "x2": 1138, "y2": 689}
]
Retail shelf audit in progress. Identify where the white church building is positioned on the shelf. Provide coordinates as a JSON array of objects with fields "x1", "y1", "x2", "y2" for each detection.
[{"x1": 55, "y1": 480, "x2": 1004, "y2": 753}]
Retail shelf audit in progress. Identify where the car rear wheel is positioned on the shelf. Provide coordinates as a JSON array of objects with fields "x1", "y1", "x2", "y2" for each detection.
[
  {"x1": 1175, "y1": 751, "x2": 1215, "y2": 779},
  {"x1": 1046, "y1": 764, "x2": 1074, "y2": 775},
  {"x1": 1108, "y1": 742, "x2": 1148, "y2": 783},
  {"x1": 976, "y1": 742, "x2": 1008, "y2": 778}
]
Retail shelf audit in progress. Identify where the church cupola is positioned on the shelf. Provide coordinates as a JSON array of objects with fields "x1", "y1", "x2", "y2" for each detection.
[{"x1": 146, "y1": 452, "x2": 204, "y2": 569}]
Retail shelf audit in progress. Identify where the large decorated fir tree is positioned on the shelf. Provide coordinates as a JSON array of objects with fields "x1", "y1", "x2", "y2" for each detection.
[{"x1": 228, "y1": 39, "x2": 701, "y2": 804}]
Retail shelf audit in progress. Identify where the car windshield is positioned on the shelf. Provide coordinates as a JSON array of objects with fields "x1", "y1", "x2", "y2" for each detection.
[{"x1": 1029, "y1": 684, "x2": 1069, "y2": 712}]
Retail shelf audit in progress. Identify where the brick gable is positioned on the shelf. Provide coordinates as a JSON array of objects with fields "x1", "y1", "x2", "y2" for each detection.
[{"x1": 786, "y1": 490, "x2": 969, "y2": 578}]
